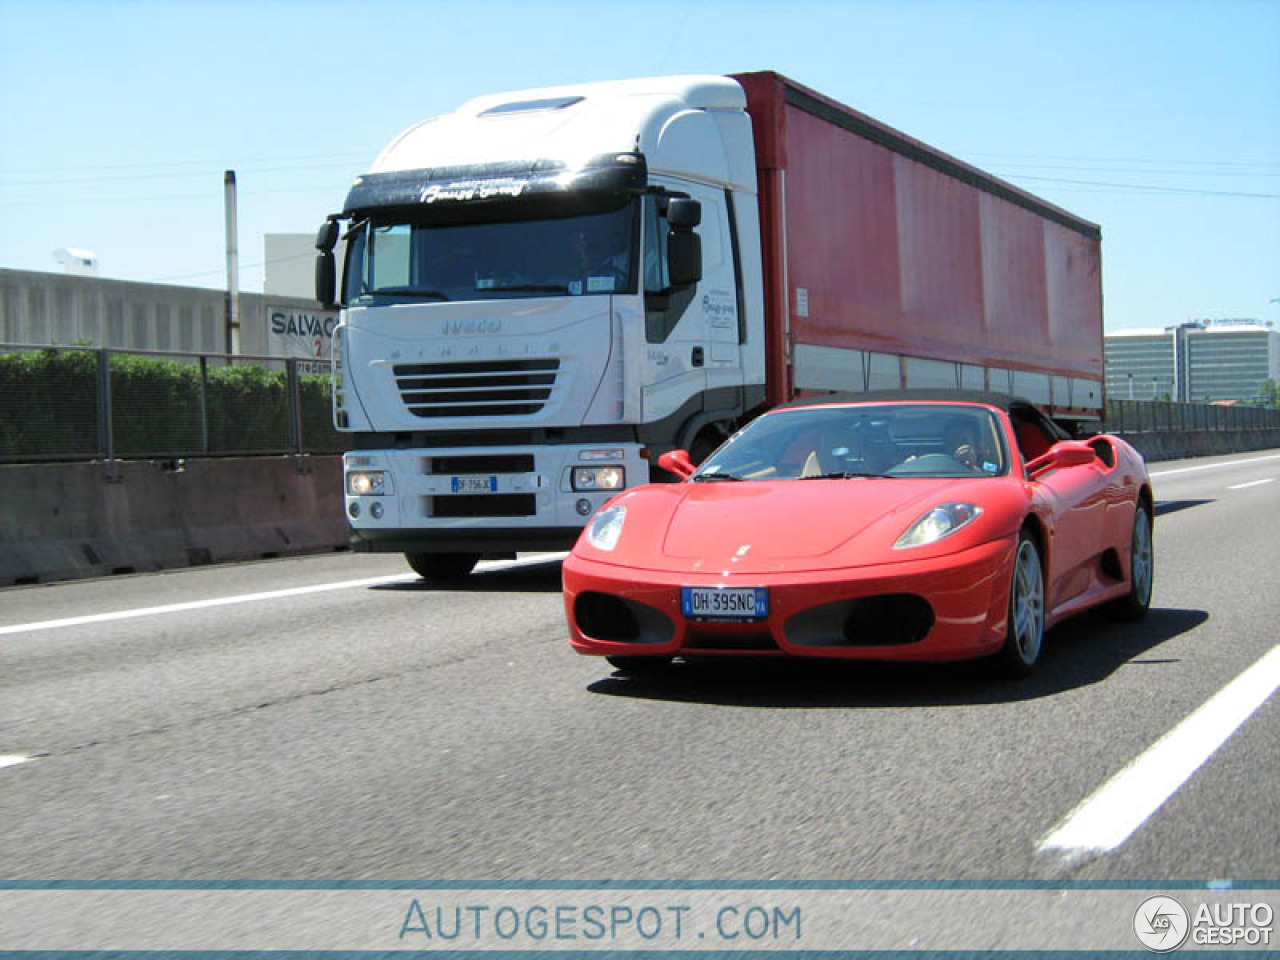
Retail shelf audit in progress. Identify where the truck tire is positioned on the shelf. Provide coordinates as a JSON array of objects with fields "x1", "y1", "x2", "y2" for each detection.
[{"x1": 405, "y1": 552, "x2": 479, "y2": 580}]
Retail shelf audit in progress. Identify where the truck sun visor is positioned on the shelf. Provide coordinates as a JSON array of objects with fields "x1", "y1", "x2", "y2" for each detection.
[{"x1": 343, "y1": 152, "x2": 647, "y2": 216}]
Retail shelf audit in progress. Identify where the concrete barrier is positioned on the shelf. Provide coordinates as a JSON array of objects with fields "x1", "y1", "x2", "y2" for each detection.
[
  {"x1": 0, "y1": 456, "x2": 348, "y2": 587},
  {"x1": 1116, "y1": 428, "x2": 1280, "y2": 463},
  {"x1": 3, "y1": 428, "x2": 1279, "y2": 588}
]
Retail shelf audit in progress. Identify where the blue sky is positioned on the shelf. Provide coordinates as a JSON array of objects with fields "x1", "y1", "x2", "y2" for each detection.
[{"x1": 0, "y1": 0, "x2": 1276, "y2": 331}]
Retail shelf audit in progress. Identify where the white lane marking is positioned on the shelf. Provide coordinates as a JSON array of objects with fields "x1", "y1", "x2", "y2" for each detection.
[
  {"x1": 1227, "y1": 478, "x2": 1276, "y2": 490},
  {"x1": 1039, "y1": 645, "x2": 1280, "y2": 860},
  {"x1": 0, "y1": 754, "x2": 33, "y2": 770},
  {"x1": 0, "y1": 553, "x2": 568, "y2": 638},
  {"x1": 1150, "y1": 453, "x2": 1280, "y2": 479}
]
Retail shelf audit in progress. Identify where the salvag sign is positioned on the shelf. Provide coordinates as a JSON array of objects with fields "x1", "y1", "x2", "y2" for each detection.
[{"x1": 268, "y1": 307, "x2": 339, "y2": 362}]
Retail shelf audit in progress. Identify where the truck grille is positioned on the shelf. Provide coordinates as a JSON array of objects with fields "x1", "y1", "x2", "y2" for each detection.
[{"x1": 394, "y1": 359, "x2": 559, "y2": 418}]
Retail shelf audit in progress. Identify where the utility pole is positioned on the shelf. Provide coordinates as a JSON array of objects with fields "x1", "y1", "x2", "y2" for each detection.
[{"x1": 224, "y1": 170, "x2": 241, "y2": 355}]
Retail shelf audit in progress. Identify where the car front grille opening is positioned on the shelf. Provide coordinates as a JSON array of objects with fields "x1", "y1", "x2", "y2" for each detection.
[{"x1": 684, "y1": 630, "x2": 779, "y2": 652}]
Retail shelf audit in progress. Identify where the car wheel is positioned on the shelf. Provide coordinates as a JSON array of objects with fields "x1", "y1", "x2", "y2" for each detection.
[
  {"x1": 1111, "y1": 500, "x2": 1154, "y2": 621},
  {"x1": 995, "y1": 531, "x2": 1045, "y2": 678},
  {"x1": 605, "y1": 655, "x2": 673, "y2": 676},
  {"x1": 405, "y1": 552, "x2": 479, "y2": 580}
]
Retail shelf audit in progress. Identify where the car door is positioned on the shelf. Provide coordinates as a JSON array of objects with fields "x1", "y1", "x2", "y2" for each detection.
[{"x1": 1014, "y1": 405, "x2": 1109, "y2": 611}]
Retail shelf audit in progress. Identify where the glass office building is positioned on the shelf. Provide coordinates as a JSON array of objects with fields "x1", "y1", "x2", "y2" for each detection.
[{"x1": 1105, "y1": 321, "x2": 1279, "y2": 403}]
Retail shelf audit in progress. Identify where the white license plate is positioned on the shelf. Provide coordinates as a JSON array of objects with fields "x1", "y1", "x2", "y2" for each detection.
[
  {"x1": 451, "y1": 475, "x2": 497, "y2": 494},
  {"x1": 681, "y1": 586, "x2": 769, "y2": 620}
]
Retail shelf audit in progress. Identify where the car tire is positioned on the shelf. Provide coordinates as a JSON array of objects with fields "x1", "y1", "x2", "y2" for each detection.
[
  {"x1": 605, "y1": 655, "x2": 673, "y2": 676},
  {"x1": 405, "y1": 552, "x2": 479, "y2": 580},
  {"x1": 995, "y1": 531, "x2": 1045, "y2": 678},
  {"x1": 1111, "y1": 500, "x2": 1154, "y2": 621}
]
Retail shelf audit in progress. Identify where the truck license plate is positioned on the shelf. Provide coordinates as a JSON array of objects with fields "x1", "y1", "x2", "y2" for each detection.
[
  {"x1": 681, "y1": 586, "x2": 769, "y2": 620},
  {"x1": 451, "y1": 475, "x2": 498, "y2": 494}
]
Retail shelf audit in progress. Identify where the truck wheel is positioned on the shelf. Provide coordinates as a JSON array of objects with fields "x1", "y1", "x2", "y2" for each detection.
[{"x1": 405, "y1": 552, "x2": 479, "y2": 580}]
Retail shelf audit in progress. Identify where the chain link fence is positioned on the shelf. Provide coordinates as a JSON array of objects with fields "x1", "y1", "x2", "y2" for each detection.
[
  {"x1": 4, "y1": 344, "x2": 1280, "y2": 465},
  {"x1": 0, "y1": 344, "x2": 344, "y2": 464}
]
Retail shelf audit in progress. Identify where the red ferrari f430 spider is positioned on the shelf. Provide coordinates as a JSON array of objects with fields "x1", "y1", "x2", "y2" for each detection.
[{"x1": 562, "y1": 392, "x2": 1154, "y2": 678}]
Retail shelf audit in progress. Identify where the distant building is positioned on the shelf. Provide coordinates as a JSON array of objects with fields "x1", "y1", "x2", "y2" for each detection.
[
  {"x1": 0, "y1": 267, "x2": 337, "y2": 360},
  {"x1": 264, "y1": 234, "x2": 317, "y2": 299},
  {"x1": 1106, "y1": 320, "x2": 1280, "y2": 403}
]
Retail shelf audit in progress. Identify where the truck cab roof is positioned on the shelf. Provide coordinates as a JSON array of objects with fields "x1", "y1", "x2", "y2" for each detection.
[{"x1": 365, "y1": 74, "x2": 758, "y2": 193}]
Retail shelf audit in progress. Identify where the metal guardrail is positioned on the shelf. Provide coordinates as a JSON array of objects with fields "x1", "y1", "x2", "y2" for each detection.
[
  {"x1": 1100, "y1": 399, "x2": 1280, "y2": 434},
  {"x1": 0, "y1": 343, "x2": 343, "y2": 464}
]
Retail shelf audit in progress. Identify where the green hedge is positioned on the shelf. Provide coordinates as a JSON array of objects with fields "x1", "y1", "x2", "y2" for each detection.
[{"x1": 0, "y1": 349, "x2": 344, "y2": 461}]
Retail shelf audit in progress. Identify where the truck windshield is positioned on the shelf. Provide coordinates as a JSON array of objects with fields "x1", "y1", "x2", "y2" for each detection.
[{"x1": 345, "y1": 203, "x2": 637, "y2": 305}]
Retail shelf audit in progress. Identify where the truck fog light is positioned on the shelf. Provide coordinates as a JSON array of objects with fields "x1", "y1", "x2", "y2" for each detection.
[
  {"x1": 370, "y1": 502, "x2": 384, "y2": 519},
  {"x1": 576, "y1": 498, "x2": 593, "y2": 516},
  {"x1": 348, "y1": 502, "x2": 361, "y2": 519},
  {"x1": 572, "y1": 465, "x2": 625, "y2": 492}
]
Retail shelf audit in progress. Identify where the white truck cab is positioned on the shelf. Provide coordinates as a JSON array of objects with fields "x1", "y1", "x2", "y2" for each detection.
[{"x1": 317, "y1": 76, "x2": 766, "y2": 576}]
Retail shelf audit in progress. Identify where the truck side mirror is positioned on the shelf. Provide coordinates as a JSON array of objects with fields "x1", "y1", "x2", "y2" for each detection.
[
  {"x1": 667, "y1": 232, "x2": 702, "y2": 288},
  {"x1": 315, "y1": 218, "x2": 340, "y2": 308},
  {"x1": 665, "y1": 198, "x2": 702, "y2": 287},
  {"x1": 316, "y1": 252, "x2": 337, "y2": 309},
  {"x1": 667, "y1": 197, "x2": 701, "y2": 229}
]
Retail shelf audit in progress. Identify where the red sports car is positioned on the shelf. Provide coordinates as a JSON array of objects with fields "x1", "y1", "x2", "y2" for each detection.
[{"x1": 563, "y1": 392, "x2": 1154, "y2": 677}]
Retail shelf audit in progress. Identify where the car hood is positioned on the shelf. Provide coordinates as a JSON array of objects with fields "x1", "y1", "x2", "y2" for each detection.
[{"x1": 598, "y1": 477, "x2": 1001, "y2": 575}]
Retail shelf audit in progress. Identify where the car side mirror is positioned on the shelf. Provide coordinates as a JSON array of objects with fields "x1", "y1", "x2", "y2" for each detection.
[
  {"x1": 657, "y1": 449, "x2": 696, "y2": 479},
  {"x1": 1027, "y1": 440, "x2": 1097, "y2": 478}
]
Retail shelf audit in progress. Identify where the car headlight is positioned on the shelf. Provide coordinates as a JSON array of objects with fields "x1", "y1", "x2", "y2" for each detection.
[
  {"x1": 894, "y1": 502, "x2": 982, "y2": 549},
  {"x1": 585, "y1": 505, "x2": 626, "y2": 551},
  {"x1": 347, "y1": 470, "x2": 390, "y2": 496},
  {"x1": 572, "y1": 465, "x2": 625, "y2": 492}
]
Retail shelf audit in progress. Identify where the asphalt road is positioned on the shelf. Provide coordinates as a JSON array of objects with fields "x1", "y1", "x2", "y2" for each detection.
[{"x1": 1, "y1": 450, "x2": 1277, "y2": 883}]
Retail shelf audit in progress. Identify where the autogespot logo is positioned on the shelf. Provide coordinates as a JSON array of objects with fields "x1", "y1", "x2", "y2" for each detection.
[{"x1": 1134, "y1": 896, "x2": 1191, "y2": 952}]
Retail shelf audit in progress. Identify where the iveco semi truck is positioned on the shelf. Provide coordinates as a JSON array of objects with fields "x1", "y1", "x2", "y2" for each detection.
[{"x1": 316, "y1": 71, "x2": 1104, "y2": 578}]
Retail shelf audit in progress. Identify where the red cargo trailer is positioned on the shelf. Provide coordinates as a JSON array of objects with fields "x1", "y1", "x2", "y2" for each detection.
[{"x1": 735, "y1": 71, "x2": 1104, "y2": 422}]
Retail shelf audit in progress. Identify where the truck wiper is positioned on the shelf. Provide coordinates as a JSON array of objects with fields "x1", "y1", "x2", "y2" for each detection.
[
  {"x1": 359, "y1": 288, "x2": 449, "y2": 302},
  {"x1": 692, "y1": 472, "x2": 744, "y2": 482}
]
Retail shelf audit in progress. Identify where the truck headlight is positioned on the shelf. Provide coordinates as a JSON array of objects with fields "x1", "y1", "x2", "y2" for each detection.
[
  {"x1": 572, "y1": 465, "x2": 625, "y2": 492},
  {"x1": 347, "y1": 470, "x2": 390, "y2": 496},
  {"x1": 894, "y1": 502, "x2": 982, "y2": 548}
]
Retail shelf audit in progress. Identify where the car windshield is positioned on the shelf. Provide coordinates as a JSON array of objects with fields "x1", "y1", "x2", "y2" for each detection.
[
  {"x1": 695, "y1": 403, "x2": 1009, "y2": 481},
  {"x1": 344, "y1": 203, "x2": 637, "y2": 304}
]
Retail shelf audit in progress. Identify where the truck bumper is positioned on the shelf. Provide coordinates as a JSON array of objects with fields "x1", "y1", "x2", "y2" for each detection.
[{"x1": 342, "y1": 442, "x2": 649, "y2": 553}]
